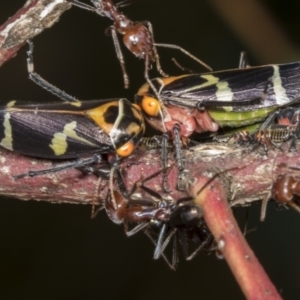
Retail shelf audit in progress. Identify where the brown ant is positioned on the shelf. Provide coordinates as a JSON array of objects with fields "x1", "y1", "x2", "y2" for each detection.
[
  {"x1": 261, "y1": 163, "x2": 300, "y2": 221},
  {"x1": 68, "y1": 0, "x2": 212, "y2": 93},
  {"x1": 272, "y1": 173, "x2": 300, "y2": 214}
]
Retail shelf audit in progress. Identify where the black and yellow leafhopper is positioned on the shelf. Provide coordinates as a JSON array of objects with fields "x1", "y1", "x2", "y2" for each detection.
[
  {"x1": 0, "y1": 98, "x2": 145, "y2": 160},
  {"x1": 136, "y1": 62, "x2": 300, "y2": 137}
]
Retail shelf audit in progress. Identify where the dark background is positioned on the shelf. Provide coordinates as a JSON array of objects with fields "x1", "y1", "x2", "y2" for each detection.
[{"x1": 1, "y1": 1, "x2": 300, "y2": 299}]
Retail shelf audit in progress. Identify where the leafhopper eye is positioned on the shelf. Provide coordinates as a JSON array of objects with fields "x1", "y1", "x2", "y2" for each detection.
[{"x1": 141, "y1": 96, "x2": 161, "y2": 117}]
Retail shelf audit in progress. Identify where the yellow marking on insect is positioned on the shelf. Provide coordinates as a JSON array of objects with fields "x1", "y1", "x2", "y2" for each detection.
[
  {"x1": 70, "y1": 101, "x2": 82, "y2": 107},
  {"x1": 272, "y1": 65, "x2": 289, "y2": 105},
  {"x1": 50, "y1": 132, "x2": 68, "y2": 156},
  {"x1": 208, "y1": 107, "x2": 276, "y2": 127},
  {"x1": 131, "y1": 105, "x2": 142, "y2": 122},
  {"x1": 126, "y1": 122, "x2": 141, "y2": 136},
  {"x1": 132, "y1": 106, "x2": 146, "y2": 131},
  {"x1": 137, "y1": 75, "x2": 189, "y2": 95},
  {"x1": 198, "y1": 74, "x2": 219, "y2": 88},
  {"x1": 158, "y1": 75, "x2": 188, "y2": 87},
  {"x1": 180, "y1": 75, "x2": 219, "y2": 94},
  {"x1": 49, "y1": 121, "x2": 95, "y2": 156},
  {"x1": 1, "y1": 112, "x2": 13, "y2": 150},
  {"x1": 86, "y1": 101, "x2": 119, "y2": 135},
  {"x1": 111, "y1": 100, "x2": 125, "y2": 148},
  {"x1": 6, "y1": 100, "x2": 16, "y2": 108},
  {"x1": 215, "y1": 81, "x2": 234, "y2": 112},
  {"x1": 129, "y1": 108, "x2": 145, "y2": 136}
]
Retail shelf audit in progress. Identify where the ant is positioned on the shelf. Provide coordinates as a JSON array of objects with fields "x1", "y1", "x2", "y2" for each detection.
[
  {"x1": 102, "y1": 168, "x2": 214, "y2": 270},
  {"x1": 272, "y1": 171, "x2": 300, "y2": 214},
  {"x1": 260, "y1": 163, "x2": 300, "y2": 221},
  {"x1": 67, "y1": 0, "x2": 212, "y2": 93}
]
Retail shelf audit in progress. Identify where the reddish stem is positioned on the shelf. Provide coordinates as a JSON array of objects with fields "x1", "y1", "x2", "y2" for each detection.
[{"x1": 190, "y1": 177, "x2": 282, "y2": 300}]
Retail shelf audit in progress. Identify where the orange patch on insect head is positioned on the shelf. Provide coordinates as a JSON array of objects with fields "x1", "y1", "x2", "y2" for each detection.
[
  {"x1": 116, "y1": 141, "x2": 135, "y2": 157},
  {"x1": 141, "y1": 96, "x2": 161, "y2": 117}
]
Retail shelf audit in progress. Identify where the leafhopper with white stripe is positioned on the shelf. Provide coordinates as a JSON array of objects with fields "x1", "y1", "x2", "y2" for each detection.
[{"x1": 135, "y1": 62, "x2": 300, "y2": 137}]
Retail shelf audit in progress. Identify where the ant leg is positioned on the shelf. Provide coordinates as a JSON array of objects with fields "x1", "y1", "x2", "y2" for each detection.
[
  {"x1": 154, "y1": 43, "x2": 212, "y2": 72},
  {"x1": 171, "y1": 233, "x2": 179, "y2": 269},
  {"x1": 243, "y1": 207, "x2": 250, "y2": 236},
  {"x1": 171, "y1": 58, "x2": 196, "y2": 74},
  {"x1": 77, "y1": 158, "x2": 128, "y2": 211},
  {"x1": 115, "y1": 0, "x2": 137, "y2": 9},
  {"x1": 144, "y1": 55, "x2": 171, "y2": 127},
  {"x1": 67, "y1": 0, "x2": 96, "y2": 11},
  {"x1": 163, "y1": 231, "x2": 178, "y2": 258},
  {"x1": 154, "y1": 223, "x2": 180, "y2": 269},
  {"x1": 239, "y1": 51, "x2": 251, "y2": 68},
  {"x1": 186, "y1": 237, "x2": 211, "y2": 261},
  {"x1": 26, "y1": 40, "x2": 79, "y2": 103},
  {"x1": 173, "y1": 124, "x2": 185, "y2": 191},
  {"x1": 161, "y1": 133, "x2": 171, "y2": 193},
  {"x1": 144, "y1": 228, "x2": 176, "y2": 270},
  {"x1": 136, "y1": 135, "x2": 179, "y2": 193},
  {"x1": 91, "y1": 205, "x2": 105, "y2": 219},
  {"x1": 173, "y1": 50, "x2": 252, "y2": 73},
  {"x1": 69, "y1": 0, "x2": 107, "y2": 17},
  {"x1": 260, "y1": 191, "x2": 271, "y2": 221},
  {"x1": 108, "y1": 26, "x2": 130, "y2": 88},
  {"x1": 143, "y1": 21, "x2": 168, "y2": 77},
  {"x1": 153, "y1": 223, "x2": 168, "y2": 259},
  {"x1": 258, "y1": 110, "x2": 281, "y2": 131},
  {"x1": 115, "y1": 164, "x2": 128, "y2": 198},
  {"x1": 288, "y1": 201, "x2": 300, "y2": 214},
  {"x1": 126, "y1": 222, "x2": 148, "y2": 237},
  {"x1": 108, "y1": 160, "x2": 126, "y2": 210}
]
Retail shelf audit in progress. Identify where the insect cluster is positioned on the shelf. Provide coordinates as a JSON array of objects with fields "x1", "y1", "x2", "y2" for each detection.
[{"x1": 2, "y1": 0, "x2": 300, "y2": 270}]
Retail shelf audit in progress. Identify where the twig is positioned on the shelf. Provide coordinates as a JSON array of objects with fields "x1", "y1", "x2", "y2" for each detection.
[
  {"x1": 0, "y1": 0, "x2": 71, "y2": 66},
  {"x1": 190, "y1": 175, "x2": 281, "y2": 299},
  {"x1": 0, "y1": 142, "x2": 298, "y2": 299}
]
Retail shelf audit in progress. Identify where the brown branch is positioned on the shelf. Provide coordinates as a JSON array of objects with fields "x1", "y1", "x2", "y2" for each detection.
[
  {"x1": 0, "y1": 0, "x2": 71, "y2": 66},
  {"x1": 3, "y1": 138, "x2": 296, "y2": 210},
  {"x1": 2, "y1": 142, "x2": 294, "y2": 299},
  {"x1": 0, "y1": 148, "x2": 105, "y2": 205},
  {"x1": 0, "y1": 142, "x2": 297, "y2": 205},
  {"x1": 1, "y1": 142, "x2": 299, "y2": 208}
]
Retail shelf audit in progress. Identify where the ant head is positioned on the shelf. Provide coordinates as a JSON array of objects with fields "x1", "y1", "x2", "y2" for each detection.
[{"x1": 123, "y1": 24, "x2": 153, "y2": 59}]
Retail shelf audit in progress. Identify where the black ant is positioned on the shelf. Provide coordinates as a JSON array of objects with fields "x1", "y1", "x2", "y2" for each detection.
[{"x1": 102, "y1": 168, "x2": 214, "y2": 270}]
